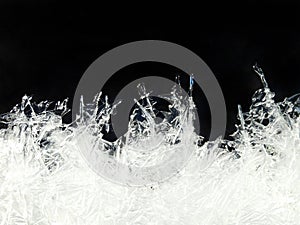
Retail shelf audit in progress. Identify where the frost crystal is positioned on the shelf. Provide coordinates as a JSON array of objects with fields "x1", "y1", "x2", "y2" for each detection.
[{"x1": 1, "y1": 68, "x2": 300, "y2": 224}]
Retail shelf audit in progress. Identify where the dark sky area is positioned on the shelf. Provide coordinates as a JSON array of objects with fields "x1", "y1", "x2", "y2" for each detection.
[{"x1": 0, "y1": 1, "x2": 300, "y2": 140}]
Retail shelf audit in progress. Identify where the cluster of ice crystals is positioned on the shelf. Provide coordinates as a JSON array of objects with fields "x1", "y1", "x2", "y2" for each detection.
[{"x1": 1, "y1": 68, "x2": 300, "y2": 224}]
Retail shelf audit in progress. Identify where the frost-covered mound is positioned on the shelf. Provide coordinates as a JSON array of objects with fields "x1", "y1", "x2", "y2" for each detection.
[{"x1": 1, "y1": 66, "x2": 300, "y2": 225}]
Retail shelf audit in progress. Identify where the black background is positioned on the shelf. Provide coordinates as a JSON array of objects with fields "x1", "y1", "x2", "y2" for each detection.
[{"x1": 0, "y1": 1, "x2": 300, "y2": 139}]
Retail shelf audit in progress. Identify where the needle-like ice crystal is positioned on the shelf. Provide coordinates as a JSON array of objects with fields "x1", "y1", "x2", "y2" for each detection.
[{"x1": 1, "y1": 66, "x2": 300, "y2": 224}]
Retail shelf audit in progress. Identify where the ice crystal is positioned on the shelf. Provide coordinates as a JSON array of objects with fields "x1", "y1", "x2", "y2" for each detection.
[{"x1": 1, "y1": 68, "x2": 300, "y2": 224}]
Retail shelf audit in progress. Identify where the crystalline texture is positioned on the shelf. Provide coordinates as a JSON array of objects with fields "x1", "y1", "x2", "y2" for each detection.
[{"x1": 1, "y1": 69, "x2": 300, "y2": 224}]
